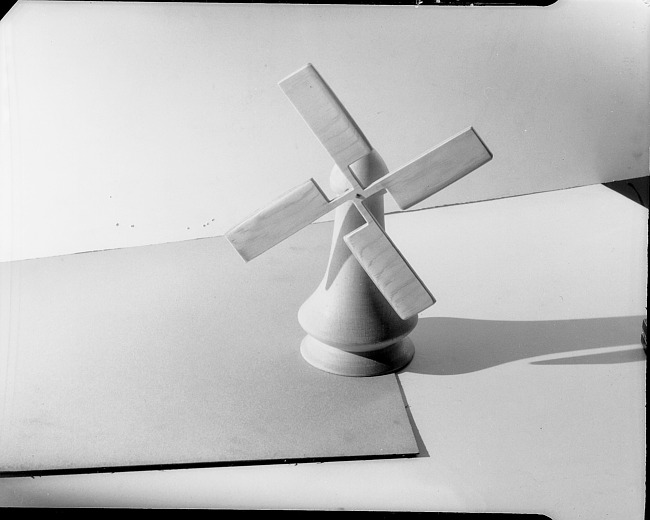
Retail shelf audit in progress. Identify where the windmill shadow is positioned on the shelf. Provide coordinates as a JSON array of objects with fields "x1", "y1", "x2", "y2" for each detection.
[{"x1": 403, "y1": 315, "x2": 646, "y2": 376}]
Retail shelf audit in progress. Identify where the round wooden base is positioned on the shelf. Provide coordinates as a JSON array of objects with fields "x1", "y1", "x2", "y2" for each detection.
[{"x1": 300, "y1": 335, "x2": 415, "y2": 377}]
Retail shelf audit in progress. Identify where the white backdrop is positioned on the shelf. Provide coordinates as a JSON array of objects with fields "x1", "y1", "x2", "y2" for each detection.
[{"x1": 1, "y1": 0, "x2": 647, "y2": 261}]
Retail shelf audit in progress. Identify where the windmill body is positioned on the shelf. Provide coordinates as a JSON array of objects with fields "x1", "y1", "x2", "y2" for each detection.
[
  {"x1": 226, "y1": 64, "x2": 492, "y2": 376},
  {"x1": 298, "y1": 154, "x2": 419, "y2": 376}
]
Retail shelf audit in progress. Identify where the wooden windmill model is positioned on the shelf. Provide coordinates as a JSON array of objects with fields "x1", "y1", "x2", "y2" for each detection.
[{"x1": 227, "y1": 64, "x2": 492, "y2": 376}]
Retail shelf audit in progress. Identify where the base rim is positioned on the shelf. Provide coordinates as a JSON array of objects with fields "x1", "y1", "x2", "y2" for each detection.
[{"x1": 300, "y1": 335, "x2": 415, "y2": 377}]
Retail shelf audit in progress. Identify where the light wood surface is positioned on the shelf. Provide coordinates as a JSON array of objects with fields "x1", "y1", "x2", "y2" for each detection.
[
  {"x1": 344, "y1": 206, "x2": 435, "y2": 320},
  {"x1": 225, "y1": 178, "x2": 330, "y2": 261},
  {"x1": 279, "y1": 64, "x2": 373, "y2": 183},
  {"x1": 382, "y1": 127, "x2": 493, "y2": 210}
]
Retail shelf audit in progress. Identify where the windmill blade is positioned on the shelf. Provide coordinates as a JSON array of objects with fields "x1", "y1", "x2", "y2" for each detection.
[
  {"x1": 226, "y1": 179, "x2": 331, "y2": 262},
  {"x1": 279, "y1": 64, "x2": 373, "y2": 178},
  {"x1": 343, "y1": 215, "x2": 435, "y2": 320},
  {"x1": 381, "y1": 127, "x2": 492, "y2": 210}
]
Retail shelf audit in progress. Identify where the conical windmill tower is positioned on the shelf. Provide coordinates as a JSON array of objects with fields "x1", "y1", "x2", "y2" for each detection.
[{"x1": 226, "y1": 64, "x2": 492, "y2": 376}]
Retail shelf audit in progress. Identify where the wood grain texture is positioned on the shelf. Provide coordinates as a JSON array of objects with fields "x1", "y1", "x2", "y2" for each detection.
[
  {"x1": 225, "y1": 179, "x2": 330, "y2": 261},
  {"x1": 343, "y1": 213, "x2": 435, "y2": 320},
  {"x1": 279, "y1": 64, "x2": 373, "y2": 173},
  {"x1": 383, "y1": 127, "x2": 493, "y2": 210}
]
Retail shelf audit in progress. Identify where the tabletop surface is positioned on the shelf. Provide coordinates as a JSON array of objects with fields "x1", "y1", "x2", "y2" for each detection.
[
  {"x1": 0, "y1": 184, "x2": 646, "y2": 519},
  {"x1": 0, "y1": 210, "x2": 419, "y2": 474}
]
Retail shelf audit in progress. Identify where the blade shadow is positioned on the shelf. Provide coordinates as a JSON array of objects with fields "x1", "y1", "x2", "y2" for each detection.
[
  {"x1": 324, "y1": 207, "x2": 359, "y2": 290},
  {"x1": 403, "y1": 315, "x2": 645, "y2": 375},
  {"x1": 530, "y1": 348, "x2": 646, "y2": 365}
]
